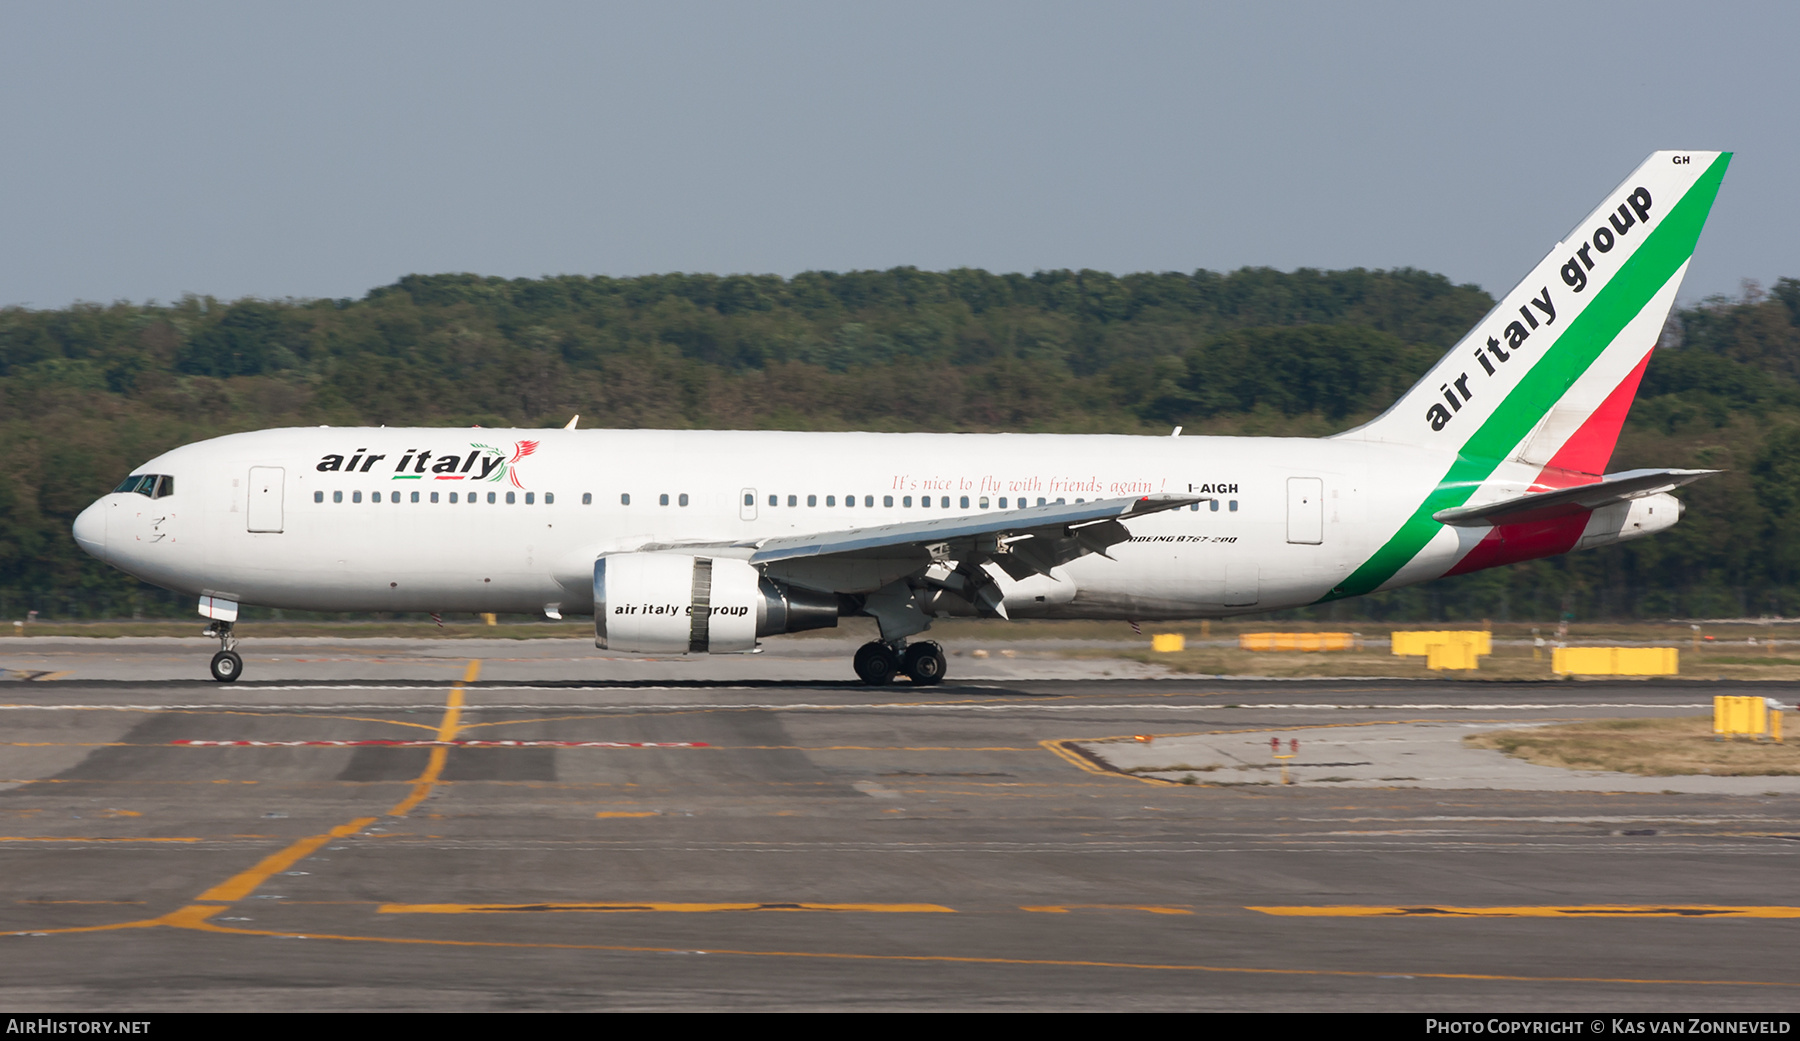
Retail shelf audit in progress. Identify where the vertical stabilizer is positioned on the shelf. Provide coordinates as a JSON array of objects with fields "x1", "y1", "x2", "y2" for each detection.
[
  {"x1": 1329, "y1": 151, "x2": 1730, "y2": 600},
  {"x1": 1340, "y1": 151, "x2": 1728, "y2": 461}
]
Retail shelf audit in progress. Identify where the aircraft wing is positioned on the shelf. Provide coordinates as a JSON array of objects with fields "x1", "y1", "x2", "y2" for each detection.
[
  {"x1": 1431, "y1": 468, "x2": 1717, "y2": 527},
  {"x1": 639, "y1": 493, "x2": 1202, "y2": 582}
]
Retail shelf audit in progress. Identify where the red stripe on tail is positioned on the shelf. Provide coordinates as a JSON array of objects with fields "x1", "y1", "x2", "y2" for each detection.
[
  {"x1": 1444, "y1": 348, "x2": 1654, "y2": 576},
  {"x1": 1532, "y1": 348, "x2": 1655, "y2": 490}
]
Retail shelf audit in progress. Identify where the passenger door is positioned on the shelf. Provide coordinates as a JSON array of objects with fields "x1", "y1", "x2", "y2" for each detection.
[
  {"x1": 1286, "y1": 477, "x2": 1323, "y2": 545},
  {"x1": 247, "y1": 466, "x2": 285, "y2": 533}
]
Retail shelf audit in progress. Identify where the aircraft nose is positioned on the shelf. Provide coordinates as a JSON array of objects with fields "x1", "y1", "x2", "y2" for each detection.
[{"x1": 72, "y1": 500, "x2": 107, "y2": 559}]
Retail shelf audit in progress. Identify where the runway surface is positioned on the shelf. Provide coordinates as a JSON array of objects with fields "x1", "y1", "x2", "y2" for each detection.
[{"x1": 1, "y1": 639, "x2": 1797, "y2": 1011}]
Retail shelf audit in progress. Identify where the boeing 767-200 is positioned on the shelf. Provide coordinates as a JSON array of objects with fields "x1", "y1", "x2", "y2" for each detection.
[{"x1": 72, "y1": 151, "x2": 1730, "y2": 684}]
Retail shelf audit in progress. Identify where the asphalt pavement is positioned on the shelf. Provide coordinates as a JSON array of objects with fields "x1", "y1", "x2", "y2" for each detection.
[{"x1": 0, "y1": 637, "x2": 1796, "y2": 1011}]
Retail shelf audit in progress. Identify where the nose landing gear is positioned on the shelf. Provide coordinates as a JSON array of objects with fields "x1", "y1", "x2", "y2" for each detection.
[
  {"x1": 853, "y1": 640, "x2": 946, "y2": 686},
  {"x1": 205, "y1": 620, "x2": 242, "y2": 683}
]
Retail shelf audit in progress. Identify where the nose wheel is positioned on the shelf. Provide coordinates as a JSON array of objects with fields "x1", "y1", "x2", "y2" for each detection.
[
  {"x1": 210, "y1": 650, "x2": 243, "y2": 683},
  {"x1": 204, "y1": 620, "x2": 242, "y2": 682}
]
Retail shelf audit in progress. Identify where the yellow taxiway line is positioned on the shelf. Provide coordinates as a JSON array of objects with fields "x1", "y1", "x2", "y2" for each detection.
[
  {"x1": 378, "y1": 902, "x2": 955, "y2": 914},
  {"x1": 1250, "y1": 905, "x2": 1800, "y2": 918}
]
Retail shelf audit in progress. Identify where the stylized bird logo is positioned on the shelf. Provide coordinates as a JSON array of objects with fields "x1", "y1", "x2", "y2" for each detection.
[{"x1": 506, "y1": 440, "x2": 539, "y2": 489}]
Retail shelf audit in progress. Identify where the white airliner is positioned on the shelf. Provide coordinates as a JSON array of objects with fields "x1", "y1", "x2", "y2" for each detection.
[{"x1": 72, "y1": 151, "x2": 1729, "y2": 685}]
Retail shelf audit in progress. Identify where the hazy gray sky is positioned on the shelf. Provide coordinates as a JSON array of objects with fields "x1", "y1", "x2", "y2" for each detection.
[{"x1": 2, "y1": 1, "x2": 1794, "y2": 309}]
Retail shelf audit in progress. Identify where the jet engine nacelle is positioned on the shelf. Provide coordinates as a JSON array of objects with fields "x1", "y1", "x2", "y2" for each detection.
[
  {"x1": 1577, "y1": 492, "x2": 1682, "y2": 550},
  {"x1": 594, "y1": 553, "x2": 838, "y2": 653}
]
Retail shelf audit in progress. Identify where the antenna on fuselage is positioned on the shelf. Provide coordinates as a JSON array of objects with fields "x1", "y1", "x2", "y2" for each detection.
[
  {"x1": 1170, "y1": 426, "x2": 1182, "y2": 437},
  {"x1": 564, "y1": 415, "x2": 579, "y2": 430}
]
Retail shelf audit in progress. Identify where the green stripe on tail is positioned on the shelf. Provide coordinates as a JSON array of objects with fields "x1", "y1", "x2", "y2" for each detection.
[{"x1": 1323, "y1": 153, "x2": 1730, "y2": 601}]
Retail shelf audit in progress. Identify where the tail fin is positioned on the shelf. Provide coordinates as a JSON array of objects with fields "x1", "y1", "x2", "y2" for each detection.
[
  {"x1": 1340, "y1": 150, "x2": 1730, "y2": 476},
  {"x1": 1325, "y1": 151, "x2": 1730, "y2": 602}
]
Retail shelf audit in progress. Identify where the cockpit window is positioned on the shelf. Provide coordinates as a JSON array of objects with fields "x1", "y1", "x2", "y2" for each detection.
[{"x1": 112, "y1": 474, "x2": 174, "y2": 499}]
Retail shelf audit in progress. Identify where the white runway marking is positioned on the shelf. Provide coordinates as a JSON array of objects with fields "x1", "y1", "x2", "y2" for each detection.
[{"x1": 0, "y1": 700, "x2": 1713, "y2": 713}]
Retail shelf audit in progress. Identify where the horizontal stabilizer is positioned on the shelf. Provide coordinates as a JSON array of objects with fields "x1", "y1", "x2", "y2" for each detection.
[{"x1": 1431, "y1": 469, "x2": 1716, "y2": 527}]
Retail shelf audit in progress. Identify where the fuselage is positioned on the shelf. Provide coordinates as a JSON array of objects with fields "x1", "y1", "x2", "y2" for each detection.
[{"x1": 74, "y1": 425, "x2": 1469, "y2": 622}]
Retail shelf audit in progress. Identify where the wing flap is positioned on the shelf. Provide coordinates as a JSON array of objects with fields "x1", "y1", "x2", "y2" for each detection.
[
  {"x1": 634, "y1": 493, "x2": 1200, "y2": 566},
  {"x1": 745, "y1": 494, "x2": 1198, "y2": 564}
]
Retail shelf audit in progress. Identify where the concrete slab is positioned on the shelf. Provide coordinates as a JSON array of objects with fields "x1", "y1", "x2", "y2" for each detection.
[{"x1": 1079, "y1": 721, "x2": 1800, "y2": 794}]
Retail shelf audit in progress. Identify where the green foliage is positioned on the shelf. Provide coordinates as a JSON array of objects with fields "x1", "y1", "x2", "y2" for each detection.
[{"x1": 0, "y1": 266, "x2": 1795, "y2": 622}]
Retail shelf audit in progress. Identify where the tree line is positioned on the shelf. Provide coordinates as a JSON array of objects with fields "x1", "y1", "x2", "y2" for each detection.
[{"x1": 2, "y1": 266, "x2": 1796, "y2": 622}]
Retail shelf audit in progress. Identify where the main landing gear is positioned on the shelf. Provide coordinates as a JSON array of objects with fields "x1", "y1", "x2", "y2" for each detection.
[
  {"x1": 205, "y1": 620, "x2": 242, "y2": 683},
  {"x1": 854, "y1": 640, "x2": 946, "y2": 687}
]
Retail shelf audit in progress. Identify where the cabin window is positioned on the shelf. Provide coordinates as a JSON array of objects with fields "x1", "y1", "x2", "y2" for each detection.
[
  {"x1": 431, "y1": 492, "x2": 439, "y2": 503},
  {"x1": 979, "y1": 497, "x2": 989, "y2": 509},
  {"x1": 768, "y1": 494, "x2": 778, "y2": 507},
  {"x1": 314, "y1": 491, "x2": 323, "y2": 503},
  {"x1": 678, "y1": 493, "x2": 689, "y2": 507},
  {"x1": 844, "y1": 495, "x2": 854, "y2": 508},
  {"x1": 526, "y1": 492, "x2": 535, "y2": 505},
  {"x1": 582, "y1": 493, "x2": 592, "y2": 505},
  {"x1": 998, "y1": 497, "x2": 1007, "y2": 508},
  {"x1": 449, "y1": 492, "x2": 458, "y2": 503},
  {"x1": 1229, "y1": 499, "x2": 1238, "y2": 511},
  {"x1": 333, "y1": 491, "x2": 343, "y2": 503},
  {"x1": 744, "y1": 493, "x2": 754, "y2": 507},
  {"x1": 903, "y1": 496, "x2": 912, "y2": 507},
  {"x1": 807, "y1": 495, "x2": 817, "y2": 507},
  {"x1": 505, "y1": 491, "x2": 516, "y2": 504},
  {"x1": 1209, "y1": 500, "x2": 1218, "y2": 512},
  {"x1": 941, "y1": 496, "x2": 950, "y2": 508},
  {"x1": 487, "y1": 492, "x2": 496, "y2": 504},
  {"x1": 544, "y1": 492, "x2": 554, "y2": 504},
  {"x1": 884, "y1": 495, "x2": 893, "y2": 507},
  {"x1": 411, "y1": 491, "x2": 420, "y2": 503},
  {"x1": 864, "y1": 495, "x2": 874, "y2": 507},
  {"x1": 353, "y1": 491, "x2": 362, "y2": 503},
  {"x1": 1037, "y1": 498, "x2": 1047, "y2": 507},
  {"x1": 826, "y1": 495, "x2": 836, "y2": 507},
  {"x1": 960, "y1": 496, "x2": 970, "y2": 509},
  {"x1": 621, "y1": 493, "x2": 630, "y2": 505},
  {"x1": 659, "y1": 493, "x2": 669, "y2": 506},
  {"x1": 1054, "y1": 498, "x2": 1065, "y2": 505},
  {"x1": 787, "y1": 494, "x2": 797, "y2": 507},
  {"x1": 920, "y1": 497, "x2": 929, "y2": 509}
]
